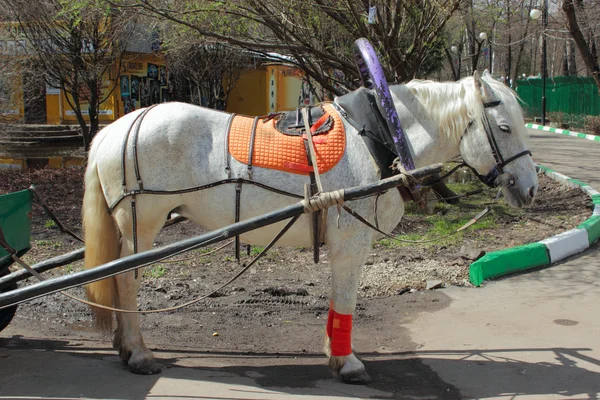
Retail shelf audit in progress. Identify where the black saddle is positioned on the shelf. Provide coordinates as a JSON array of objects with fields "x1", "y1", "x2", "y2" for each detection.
[
  {"x1": 274, "y1": 105, "x2": 333, "y2": 136},
  {"x1": 335, "y1": 87, "x2": 398, "y2": 178}
]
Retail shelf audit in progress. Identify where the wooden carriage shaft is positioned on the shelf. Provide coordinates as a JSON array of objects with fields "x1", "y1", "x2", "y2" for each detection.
[{"x1": 0, "y1": 163, "x2": 442, "y2": 310}]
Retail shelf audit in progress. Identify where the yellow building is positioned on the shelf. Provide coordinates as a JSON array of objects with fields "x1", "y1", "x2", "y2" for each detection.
[
  {"x1": 42, "y1": 59, "x2": 305, "y2": 124},
  {"x1": 45, "y1": 51, "x2": 167, "y2": 125},
  {"x1": 0, "y1": 23, "x2": 168, "y2": 125},
  {"x1": 2, "y1": 42, "x2": 311, "y2": 125},
  {"x1": 226, "y1": 63, "x2": 317, "y2": 116},
  {"x1": 0, "y1": 40, "x2": 25, "y2": 123}
]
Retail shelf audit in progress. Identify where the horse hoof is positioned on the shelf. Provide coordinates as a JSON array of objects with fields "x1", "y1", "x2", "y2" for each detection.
[
  {"x1": 340, "y1": 362, "x2": 371, "y2": 385},
  {"x1": 128, "y1": 349, "x2": 163, "y2": 375},
  {"x1": 329, "y1": 353, "x2": 371, "y2": 385},
  {"x1": 129, "y1": 359, "x2": 163, "y2": 375}
]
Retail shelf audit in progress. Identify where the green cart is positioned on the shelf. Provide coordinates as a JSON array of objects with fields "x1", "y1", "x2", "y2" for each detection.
[{"x1": 0, "y1": 189, "x2": 33, "y2": 331}]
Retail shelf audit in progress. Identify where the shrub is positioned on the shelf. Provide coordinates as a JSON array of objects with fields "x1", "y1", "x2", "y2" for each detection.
[
  {"x1": 583, "y1": 115, "x2": 600, "y2": 136},
  {"x1": 548, "y1": 111, "x2": 565, "y2": 126}
]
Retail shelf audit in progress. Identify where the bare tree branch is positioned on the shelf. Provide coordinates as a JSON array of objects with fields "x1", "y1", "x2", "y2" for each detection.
[{"x1": 563, "y1": 0, "x2": 600, "y2": 90}]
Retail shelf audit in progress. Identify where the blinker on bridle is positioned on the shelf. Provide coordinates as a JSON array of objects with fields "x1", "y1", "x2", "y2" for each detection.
[{"x1": 463, "y1": 99, "x2": 532, "y2": 188}]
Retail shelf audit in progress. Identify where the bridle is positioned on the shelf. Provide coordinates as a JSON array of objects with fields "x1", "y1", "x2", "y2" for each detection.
[{"x1": 462, "y1": 99, "x2": 532, "y2": 188}]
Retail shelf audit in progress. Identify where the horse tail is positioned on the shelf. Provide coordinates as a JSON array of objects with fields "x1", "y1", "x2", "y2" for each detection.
[{"x1": 83, "y1": 158, "x2": 120, "y2": 330}]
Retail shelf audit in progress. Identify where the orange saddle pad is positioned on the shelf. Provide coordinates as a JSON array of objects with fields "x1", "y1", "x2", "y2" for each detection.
[{"x1": 228, "y1": 103, "x2": 345, "y2": 175}]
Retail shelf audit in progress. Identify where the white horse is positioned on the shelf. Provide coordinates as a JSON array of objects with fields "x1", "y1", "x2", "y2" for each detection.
[{"x1": 83, "y1": 71, "x2": 537, "y2": 383}]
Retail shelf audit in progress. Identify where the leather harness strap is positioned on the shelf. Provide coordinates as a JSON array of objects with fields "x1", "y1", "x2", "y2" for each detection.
[
  {"x1": 235, "y1": 179, "x2": 243, "y2": 261},
  {"x1": 224, "y1": 113, "x2": 236, "y2": 178},
  {"x1": 302, "y1": 107, "x2": 326, "y2": 263},
  {"x1": 119, "y1": 105, "x2": 158, "y2": 278},
  {"x1": 247, "y1": 117, "x2": 259, "y2": 180},
  {"x1": 302, "y1": 107, "x2": 324, "y2": 193},
  {"x1": 109, "y1": 178, "x2": 304, "y2": 212},
  {"x1": 234, "y1": 117, "x2": 260, "y2": 261}
]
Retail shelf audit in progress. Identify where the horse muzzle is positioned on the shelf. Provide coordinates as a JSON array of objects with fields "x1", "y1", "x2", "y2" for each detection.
[{"x1": 498, "y1": 172, "x2": 537, "y2": 207}]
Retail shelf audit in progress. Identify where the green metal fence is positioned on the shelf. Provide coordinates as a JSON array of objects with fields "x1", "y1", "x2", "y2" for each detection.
[{"x1": 515, "y1": 76, "x2": 600, "y2": 119}]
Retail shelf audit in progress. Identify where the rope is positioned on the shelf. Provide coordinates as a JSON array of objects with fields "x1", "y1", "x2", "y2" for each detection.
[
  {"x1": 341, "y1": 203, "x2": 491, "y2": 244},
  {"x1": 391, "y1": 158, "x2": 418, "y2": 185},
  {"x1": 301, "y1": 190, "x2": 345, "y2": 213}
]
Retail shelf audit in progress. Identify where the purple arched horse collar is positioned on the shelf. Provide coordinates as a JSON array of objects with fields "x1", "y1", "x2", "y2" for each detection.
[{"x1": 352, "y1": 38, "x2": 416, "y2": 172}]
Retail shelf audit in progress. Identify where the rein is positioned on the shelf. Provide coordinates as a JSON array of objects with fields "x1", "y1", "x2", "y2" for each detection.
[{"x1": 342, "y1": 203, "x2": 491, "y2": 244}]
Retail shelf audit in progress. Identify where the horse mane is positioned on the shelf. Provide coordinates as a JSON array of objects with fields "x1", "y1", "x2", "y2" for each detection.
[{"x1": 392, "y1": 75, "x2": 524, "y2": 147}]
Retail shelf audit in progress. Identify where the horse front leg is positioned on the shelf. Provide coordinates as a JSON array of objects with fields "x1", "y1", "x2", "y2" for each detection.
[{"x1": 324, "y1": 225, "x2": 373, "y2": 384}]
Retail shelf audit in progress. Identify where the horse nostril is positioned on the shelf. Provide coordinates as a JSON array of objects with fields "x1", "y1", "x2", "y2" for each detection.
[{"x1": 528, "y1": 186, "x2": 536, "y2": 198}]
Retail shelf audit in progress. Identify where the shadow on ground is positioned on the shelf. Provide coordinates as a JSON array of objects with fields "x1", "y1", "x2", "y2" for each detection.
[{"x1": 1, "y1": 336, "x2": 599, "y2": 399}]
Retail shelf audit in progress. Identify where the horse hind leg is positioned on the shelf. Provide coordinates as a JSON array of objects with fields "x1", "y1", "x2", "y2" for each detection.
[{"x1": 112, "y1": 202, "x2": 169, "y2": 374}]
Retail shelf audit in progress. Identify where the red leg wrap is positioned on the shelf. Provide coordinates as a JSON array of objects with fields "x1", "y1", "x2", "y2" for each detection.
[
  {"x1": 331, "y1": 312, "x2": 352, "y2": 356},
  {"x1": 326, "y1": 300, "x2": 334, "y2": 338}
]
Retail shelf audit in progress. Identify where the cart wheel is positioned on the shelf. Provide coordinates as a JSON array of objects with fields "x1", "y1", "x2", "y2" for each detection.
[{"x1": 0, "y1": 271, "x2": 17, "y2": 333}]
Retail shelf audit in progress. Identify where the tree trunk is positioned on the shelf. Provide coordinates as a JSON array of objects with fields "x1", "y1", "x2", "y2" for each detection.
[
  {"x1": 505, "y1": 33, "x2": 511, "y2": 83},
  {"x1": 74, "y1": 108, "x2": 91, "y2": 151},
  {"x1": 88, "y1": 86, "x2": 100, "y2": 148},
  {"x1": 63, "y1": 87, "x2": 91, "y2": 150},
  {"x1": 511, "y1": 0, "x2": 533, "y2": 85},
  {"x1": 563, "y1": 0, "x2": 600, "y2": 90},
  {"x1": 505, "y1": 1, "x2": 511, "y2": 82},
  {"x1": 445, "y1": 48, "x2": 460, "y2": 81},
  {"x1": 562, "y1": 45, "x2": 570, "y2": 76},
  {"x1": 567, "y1": 40, "x2": 577, "y2": 76}
]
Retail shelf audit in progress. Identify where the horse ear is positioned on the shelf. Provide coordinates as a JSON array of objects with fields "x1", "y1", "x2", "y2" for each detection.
[
  {"x1": 474, "y1": 70, "x2": 495, "y2": 100},
  {"x1": 474, "y1": 71, "x2": 484, "y2": 96},
  {"x1": 482, "y1": 69, "x2": 492, "y2": 79}
]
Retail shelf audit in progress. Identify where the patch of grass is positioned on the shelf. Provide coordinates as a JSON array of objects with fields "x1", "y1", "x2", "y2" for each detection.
[
  {"x1": 250, "y1": 246, "x2": 264, "y2": 256},
  {"x1": 263, "y1": 249, "x2": 280, "y2": 262},
  {"x1": 34, "y1": 239, "x2": 62, "y2": 249},
  {"x1": 195, "y1": 247, "x2": 214, "y2": 254},
  {"x1": 144, "y1": 265, "x2": 167, "y2": 278},
  {"x1": 383, "y1": 181, "x2": 505, "y2": 248},
  {"x1": 446, "y1": 181, "x2": 483, "y2": 194},
  {"x1": 44, "y1": 219, "x2": 57, "y2": 229},
  {"x1": 223, "y1": 255, "x2": 235, "y2": 262}
]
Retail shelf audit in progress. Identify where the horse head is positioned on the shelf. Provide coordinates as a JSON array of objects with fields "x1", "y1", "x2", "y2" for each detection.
[{"x1": 459, "y1": 71, "x2": 538, "y2": 207}]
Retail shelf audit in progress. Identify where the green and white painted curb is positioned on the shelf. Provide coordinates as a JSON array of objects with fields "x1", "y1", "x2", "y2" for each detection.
[
  {"x1": 526, "y1": 123, "x2": 600, "y2": 142},
  {"x1": 469, "y1": 164, "x2": 600, "y2": 286}
]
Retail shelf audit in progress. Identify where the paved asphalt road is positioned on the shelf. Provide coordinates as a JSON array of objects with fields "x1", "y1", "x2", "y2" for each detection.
[
  {"x1": 0, "y1": 129, "x2": 598, "y2": 399},
  {"x1": 409, "y1": 130, "x2": 600, "y2": 399}
]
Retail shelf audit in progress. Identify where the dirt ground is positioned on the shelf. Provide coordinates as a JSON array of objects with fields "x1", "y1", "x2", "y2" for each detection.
[{"x1": 0, "y1": 166, "x2": 593, "y2": 397}]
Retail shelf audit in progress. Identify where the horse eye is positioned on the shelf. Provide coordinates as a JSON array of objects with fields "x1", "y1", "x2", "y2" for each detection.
[{"x1": 499, "y1": 124, "x2": 511, "y2": 134}]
